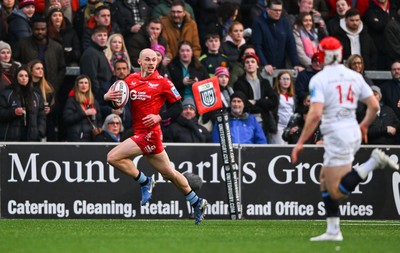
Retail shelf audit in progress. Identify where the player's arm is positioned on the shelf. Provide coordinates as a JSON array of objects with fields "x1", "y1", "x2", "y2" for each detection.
[
  {"x1": 359, "y1": 95, "x2": 379, "y2": 143},
  {"x1": 160, "y1": 100, "x2": 183, "y2": 121},
  {"x1": 291, "y1": 102, "x2": 323, "y2": 164}
]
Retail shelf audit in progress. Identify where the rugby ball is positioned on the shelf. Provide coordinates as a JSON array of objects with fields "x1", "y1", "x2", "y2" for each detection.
[{"x1": 111, "y1": 80, "x2": 129, "y2": 109}]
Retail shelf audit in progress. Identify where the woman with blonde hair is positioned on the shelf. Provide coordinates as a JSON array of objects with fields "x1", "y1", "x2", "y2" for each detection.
[
  {"x1": 28, "y1": 59, "x2": 58, "y2": 141},
  {"x1": 269, "y1": 70, "x2": 296, "y2": 144},
  {"x1": 104, "y1": 33, "x2": 132, "y2": 72},
  {"x1": 63, "y1": 75, "x2": 102, "y2": 142}
]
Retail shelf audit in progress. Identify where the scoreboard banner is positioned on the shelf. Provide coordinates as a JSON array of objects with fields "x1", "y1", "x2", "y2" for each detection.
[{"x1": 1, "y1": 143, "x2": 399, "y2": 220}]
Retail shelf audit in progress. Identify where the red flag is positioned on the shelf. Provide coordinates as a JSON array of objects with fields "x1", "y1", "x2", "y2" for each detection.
[{"x1": 192, "y1": 77, "x2": 223, "y2": 114}]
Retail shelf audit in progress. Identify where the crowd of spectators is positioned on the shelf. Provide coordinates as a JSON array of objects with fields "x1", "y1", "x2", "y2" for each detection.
[{"x1": 0, "y1": 0, "x2": 400, "y2": 144}]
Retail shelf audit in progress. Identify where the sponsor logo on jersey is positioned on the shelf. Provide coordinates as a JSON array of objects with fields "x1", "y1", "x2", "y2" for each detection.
[
  {"x1": 171, "y1": 87, "x2": 180, "y2": 98},
  {"x1": 148, "y1": 82, "x2": 159, "y2": 88},
  {"x1": 130, "y1": 90, "x2": 151, "y2": 100}
]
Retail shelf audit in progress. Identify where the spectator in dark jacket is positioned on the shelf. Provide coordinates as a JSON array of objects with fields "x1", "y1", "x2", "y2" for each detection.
[
  {"x1": 14, "y1": 16, "x2": 66, "y2": 96},
  {"x1": 363, "y1": 0, "x2": 398, "y2": 70},
  {"x1": 63, "y1": 74, "x2": 102, "y2": 142},
  {"x1": 47, "y1": 6, "x2": 81, "y2": 66},
  {"x1": 384, "y1": 16, "x2": 400, "y2": 65},
  {"x1": 0, "y1": 40, "x2": 21, "y2": 92},
  {"x1": 368, "y1": 85, "x2": 400, "y2": 145},
  {"x1": 73, "y1": 0, "x2": 105, "y2": 41},
  {"x1": 168, "y1": 40, "x2": 209, "y2": 99},
  {"x1": 79, "y1": 25, "x2": 113, "y2": 104},
  {"x1": 94, "y1": 113, "x2": 124, "y2": 142},
  {"x1": 252, "y1": 0, "x2": 303, "y2": 76},
  {"x1": 0, "y1": 65, "x2": 46, "y2": 141},
  {"x1": 332, "y1": 9, "x2": 377, "y2": 70},
  {"x1": 294, "y1": 52, "x2": 322, "y2": 107},
  {"x1": 0, "y1": 0, "x2": 17, "y2": 41},
  {"x1": 81, "y1": 5, "x2": 121, "y2": 51},
  {"x1": 163, "y1": 98, "x2": 211, "y2": 143},
  {"x1": 6, "y1": 0, "x2": 36, "y2": 49},
  {"x1": 234, "y1": 53, "x2": 279, "y2": 136},
  {"x1": 126, "y1": 17, "x2": 167, "y2": 68},
  {"x1": 111, "y1": 0, "x2": 151, "y2": 40},
  {"x1": 380, "y1": 61, "x2": 400, "y2": 144}
]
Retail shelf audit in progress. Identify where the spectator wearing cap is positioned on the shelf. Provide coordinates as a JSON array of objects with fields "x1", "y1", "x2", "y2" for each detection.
[
  {"x1": 163, "y1": 98, "x2": 211, "y2": 143},
  {"x1": 227, "y1": 44, "x2": 256, "y2": 87},
  {"x1": 152, "y1": 44, "x2": 171, "y2": 78},
  {"x1": 201, "y1": 66, "x2": 234, "y2": 131},
  {"x1": 211, "y1": 91, "x2": 268, "y2": 144},
  {"x1": 126, "y1": 17, "x2": 168, "y2": 68},
  {"x1": 0, "y1": 40, "x2": 21, "y2": 92},
  {"x1": 294, "y1": 52, "x2": 323, "y2": 108},
  {"x1": 7, "y1": 0, "x2": 37, "y2": 48},
  {"x1": 367, "y1": 85, "x2": 400, "y2": 145},
  {"x1": 47, "y1": 6, "x2": 81, "y2": 66},
  {"x1": 234, "y1": 53, "x2": 279, "y2": 137}
]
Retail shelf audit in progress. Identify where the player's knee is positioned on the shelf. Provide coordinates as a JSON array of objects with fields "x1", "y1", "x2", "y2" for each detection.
[{"x1": 107, "y1": 152, "x2": 118, "y2": 166}]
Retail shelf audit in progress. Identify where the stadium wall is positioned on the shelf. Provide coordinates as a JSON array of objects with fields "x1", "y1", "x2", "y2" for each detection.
[{"x1": 1, "y1": 143, "x2": 399, "y2": 220}]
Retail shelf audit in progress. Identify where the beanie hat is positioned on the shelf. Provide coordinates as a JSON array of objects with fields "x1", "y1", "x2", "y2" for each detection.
[
  {"x1": 182, "y1": 98, "x2": 196, "y2": 110},
  {"x1": 19, "y1": 0, "x2": 36, "y2": 9},
  {"x1": 230, "y1": 91, "x2": 247, "y2": 103},
  {"x1": 47, "y1": 6, "x2": 63, "y2": 19},
  {"x1": 0, "y1": 41, "x2": 11, "y2": 53},
  {"x1": 215, "y1": 66, "x2": 230, "y2": 77},
  {"x1": 242, "y1": 53, "x2": 260, "y2": 64},
  {"x1": 151, "y1": 44, "x2": 166, "y2": 58},
  {"x1": 371, "y1": 85, "x2": 382, "y2": 97}
]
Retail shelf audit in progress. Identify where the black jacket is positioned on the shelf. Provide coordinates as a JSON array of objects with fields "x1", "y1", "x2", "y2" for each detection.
[
  {"x1": 50, "y1": 18, "x2": 81, "y2": 66},
  {"x1": 368, "y1": 104, "x2": 400, "y2": 144},
  {"x1": 111, "y1": 0, "x2": 151, "y2": 38},
  {"x1": 63, "y1": 96, "x2": 102, "y2": 142},
  {"x1": 126, "y1": 26, "x2": 167, "y2": 67},
  {"x1": 163, "y1": 115, "x2": 211, "y2": 143},
  {"x1": 14, "y1": 37, "x2": 66, "y2": 93},
  {"x1": 234, "y1": 75, "x2": 279, "y2": 134},
  {"x1": 0, "y1": 86, "x2": 46, "y2": 141},
  {"x1": 333, "y1": 25, "x2": 377, "y2": 70},
  {"x1": 167, "y1": 58, "x2": 209, "y2": 98},
  {"x1": 79, "y1": 42, "x2": 113, "y2": 102}
]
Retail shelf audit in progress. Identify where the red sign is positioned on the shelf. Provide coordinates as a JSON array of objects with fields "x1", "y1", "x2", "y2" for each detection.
[{"x1": 192, "y1": 77, "x2": 223, "y2": 114}]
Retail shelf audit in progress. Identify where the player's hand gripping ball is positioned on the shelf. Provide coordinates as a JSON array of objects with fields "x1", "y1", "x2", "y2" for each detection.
[{"x1": 111, "y1": 80, "x2": 129, "y2": 109}]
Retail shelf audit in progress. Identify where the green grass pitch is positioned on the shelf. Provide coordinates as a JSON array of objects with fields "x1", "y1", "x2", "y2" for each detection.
[{"x1": 0, "y1": 219, "x2": 399, "y2": 253}]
